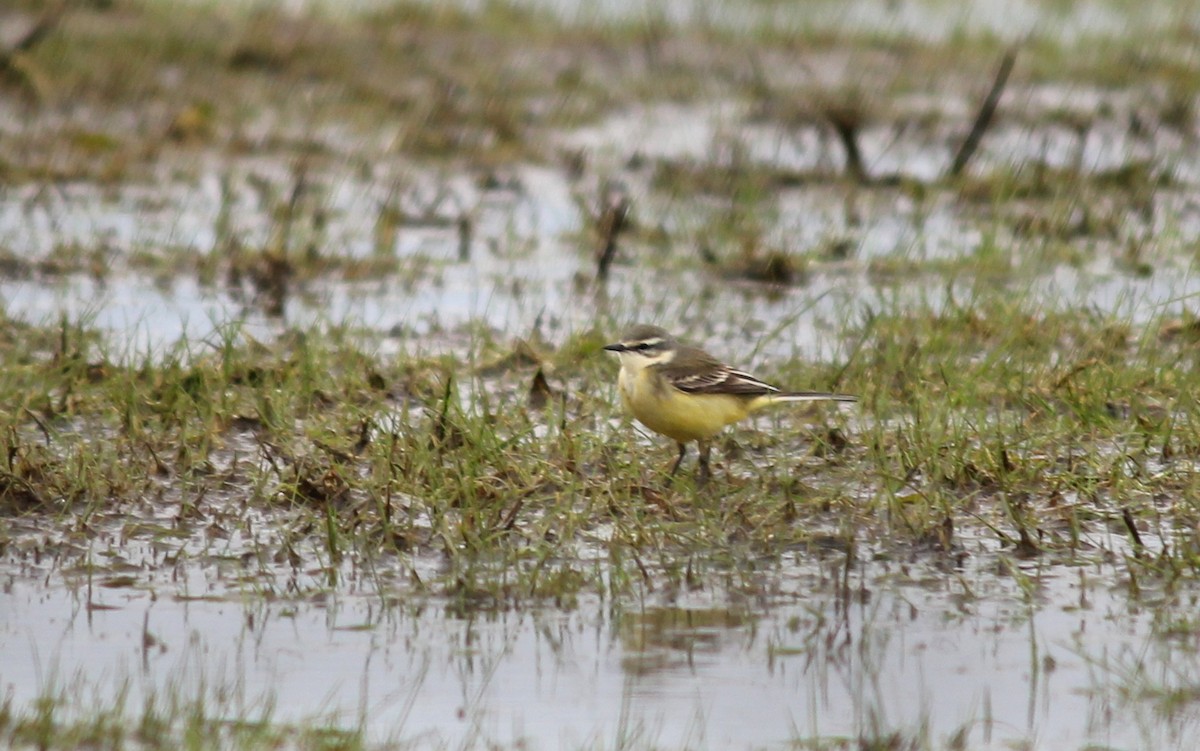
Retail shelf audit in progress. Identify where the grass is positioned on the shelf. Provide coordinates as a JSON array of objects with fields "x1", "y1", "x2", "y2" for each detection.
[
  {"x1": 0, "y1": 680, "x2": 373, "y2": 751},
  {"x1": 4, "y1": 1, "x2": 1200, "y2": 748},
  {"x1": 5, "y1": 284, "x2": 1200, "y2": 608},
  {"x1": 0, "y1": 1, "x2": 1195, "y2": 178}
]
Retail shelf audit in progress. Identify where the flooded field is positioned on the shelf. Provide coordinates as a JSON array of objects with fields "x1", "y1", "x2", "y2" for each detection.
[
  {"x1": 3, "y1": 1, "x2": 1200, "y2": 749},
  {"x1": 6, "y1": 546, "x2": 1200, "y2": 750}
]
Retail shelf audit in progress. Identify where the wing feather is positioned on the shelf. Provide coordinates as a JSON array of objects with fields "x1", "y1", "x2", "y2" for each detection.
[{"x1": 657, "y1": 347, "x2": 781, "y2": 396}]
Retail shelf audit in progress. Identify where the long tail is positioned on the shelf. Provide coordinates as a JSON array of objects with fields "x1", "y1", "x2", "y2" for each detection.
[
  {"x1": 772, "y1": 391, "x2": 857, "y2": 403},
  {"x1": 747, "y1": 391, "x2": 857, "y2": 413},
  {"x1": 744, "y1": 388, "x2": 859, "y2": 412}
]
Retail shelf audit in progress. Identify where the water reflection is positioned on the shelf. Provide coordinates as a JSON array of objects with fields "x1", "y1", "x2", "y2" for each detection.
[
  {"x1": 619, "y1": 607, "x2": 750, "y2": 675},
  {"x1": 4, "y1": 544, "x2": 1196, "y2": 749}
]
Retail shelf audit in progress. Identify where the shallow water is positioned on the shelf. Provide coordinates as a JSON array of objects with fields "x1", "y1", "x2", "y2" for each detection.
[
  {"x1": 4, "y1": 77, "x2": 1199, "y2": 356},
  {"x1": 3, "y1": 531, "x2": 1197, "y2": 750},
  {"x1": 5, "y1": 4, "x2": 1200, "y2": 748},
  {"x1": 3, "y1": 145, "x2": 1200, "y2": 364}
]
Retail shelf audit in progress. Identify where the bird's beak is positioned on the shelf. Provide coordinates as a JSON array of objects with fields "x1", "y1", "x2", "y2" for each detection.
[{"x1": 603, "y1": 342, "x2": 626, "y2": 352}]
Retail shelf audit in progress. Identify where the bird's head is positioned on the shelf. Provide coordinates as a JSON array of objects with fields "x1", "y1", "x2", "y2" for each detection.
[{"x1": 603, "y1": 325, "x2": 677, "y2": 371}]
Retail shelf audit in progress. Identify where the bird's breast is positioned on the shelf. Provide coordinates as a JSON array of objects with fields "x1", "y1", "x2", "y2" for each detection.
[{"x1": 620, "y1": 366, "x2": 751, "y2": 443}]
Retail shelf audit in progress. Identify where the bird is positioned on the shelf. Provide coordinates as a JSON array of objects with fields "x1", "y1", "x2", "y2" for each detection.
[{"x1": 603, "y1": 324, "x2": 856, "y2": 483}]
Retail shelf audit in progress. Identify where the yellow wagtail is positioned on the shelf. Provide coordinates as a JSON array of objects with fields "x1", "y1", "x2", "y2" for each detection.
[{"x1": 604, "y1": 324, "x2": 856, "y2": 482}]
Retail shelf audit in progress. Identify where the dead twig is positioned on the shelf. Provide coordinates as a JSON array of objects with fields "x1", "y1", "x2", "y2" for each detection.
[
  {"x1": 6, "y1": 11, "x2": 59, "y2": 54},
  {"x1": 949, "y1": 46, "x2": 1019, "y2": 178},
  {"x1": 823, "y1": 105, "x2": 867, "y2": 183},
  {"x1": 1121, "y1": 507, "x2": 1145, "y2": 553},
  {"x1": 0, "y1": 5, "x2": 65, "y2": 102},
  {"x1": 595, "y1": 186, "x2": 630, "y2": 283}
]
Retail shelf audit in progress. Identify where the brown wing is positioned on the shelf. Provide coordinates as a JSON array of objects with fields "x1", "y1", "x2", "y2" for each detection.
[{"x1": 657, "y1": 347, "x2": 782, "y2": 397}]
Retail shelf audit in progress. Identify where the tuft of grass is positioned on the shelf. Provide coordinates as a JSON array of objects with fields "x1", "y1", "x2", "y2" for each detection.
[
  {"x1": 0, "y1": 678, "x2": 370, "y2": 751},
  {"x1": 8, "y1": 277, "x2": 1200, "y2": 607}
]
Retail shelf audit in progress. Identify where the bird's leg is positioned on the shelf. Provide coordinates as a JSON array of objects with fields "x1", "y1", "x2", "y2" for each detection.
[
  {"x1": 697, "y1": 440, "x2": 712, "y2": 486},
  {"x1": 669, "y1": 442, "x2": 688, "y2": 476}
]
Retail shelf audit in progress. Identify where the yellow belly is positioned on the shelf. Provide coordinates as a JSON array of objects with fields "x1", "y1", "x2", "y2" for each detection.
[{"x1": 619, "y1": 367, "x2": 753, "y2": 443}]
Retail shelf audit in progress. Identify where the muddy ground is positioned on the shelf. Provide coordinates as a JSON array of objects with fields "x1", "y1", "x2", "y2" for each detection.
[{"x1": 2, "y1": 1, "x2": 1200, "y2": 750}]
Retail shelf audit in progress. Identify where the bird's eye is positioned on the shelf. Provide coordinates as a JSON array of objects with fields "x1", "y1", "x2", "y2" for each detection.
[{"x1": 636, "y1": 342, "x2": 652, "y2": 351}]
